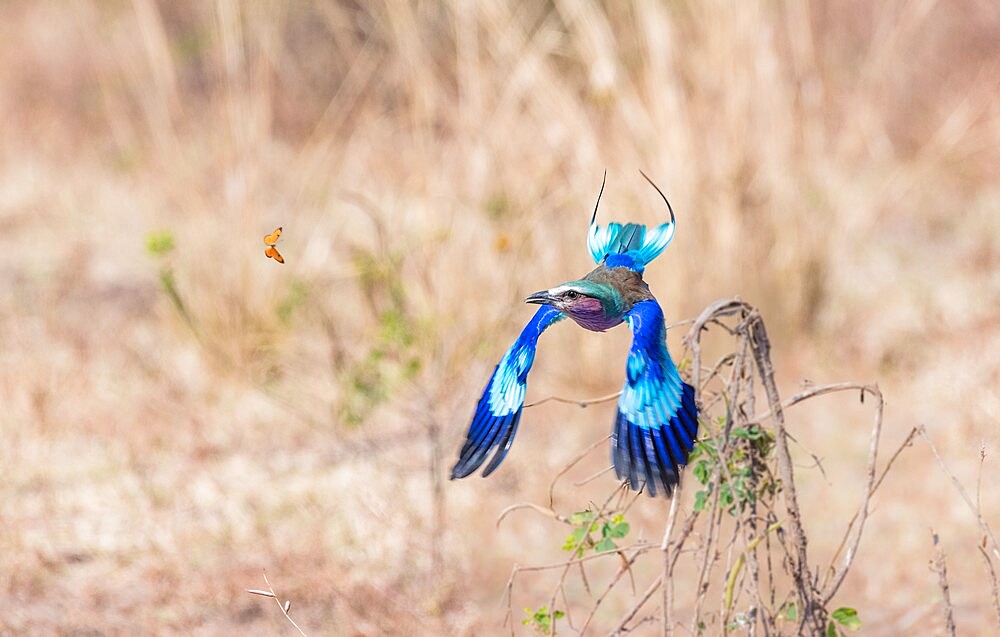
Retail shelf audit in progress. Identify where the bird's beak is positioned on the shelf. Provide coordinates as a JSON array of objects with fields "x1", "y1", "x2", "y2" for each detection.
[{"x1": 525, "y1": 289, "x2": 556, "y2": 305}]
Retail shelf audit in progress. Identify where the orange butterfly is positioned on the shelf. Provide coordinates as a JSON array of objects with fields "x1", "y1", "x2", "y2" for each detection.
[{"x1": 263, "y1": 226, "x2": 284, "y2": 264}]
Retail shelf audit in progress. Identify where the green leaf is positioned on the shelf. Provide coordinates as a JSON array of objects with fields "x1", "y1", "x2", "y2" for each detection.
[
  {"x1": 594, "y1": 538, "x2": 616, "y2": 552},
  {"x1": 145, "y1": 231, "x2": 175, "y2": 257},
  {"x1": 403, "y1": 357, "x2": 422, "y2": 379},
  {"x1": 779, "y1": 602, "x2": 797, "y2": 621},
  {"x1": 569, "y1": 510, "x2": 595, "y2": 525},
  {"x1": 693, "y1": 459, "x2": 710, "y2": 485},
  {"x1": 826, "y1": 621, "x2": 839, "y2": 637},
  {"x1": 832, "y1": 607, "x2": 861, "y2": 631},
  {"x1": 522, "y1": 605, "x2": 563, "y2": 634},
  {"x1": 720, "y1": 484, "x2": 734, "y2": 507},
  {"x1": 687, "y1": 443, "x2": 703, "y2": 461},
  {"x1": 693, "y1": 490, "x2": 708, "y2": 512},
  {"x1": 607, "y1": 522, "x2": 630, "y2": 539},
  {"x1": 378, "y1": 308, "x2": 414, "y2": 347},
  {"x1": 562, "y1": 526, "x2": 588, "y2": 552}
]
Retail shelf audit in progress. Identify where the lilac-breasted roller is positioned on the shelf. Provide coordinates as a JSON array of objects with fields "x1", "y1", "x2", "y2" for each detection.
[{"x1": 450, "y1": 173, "x2": 698, "y2": 497}]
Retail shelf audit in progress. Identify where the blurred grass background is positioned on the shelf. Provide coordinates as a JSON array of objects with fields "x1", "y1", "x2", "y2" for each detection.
[{"x1": 0, "y1": 0, "x2": 997, "y2": 634}]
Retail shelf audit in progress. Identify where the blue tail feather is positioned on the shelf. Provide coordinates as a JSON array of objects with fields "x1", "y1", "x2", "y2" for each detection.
[
  {"x1": 482, "y1": 413, "x2": 522, "y2": 476},
  {"x1": 588, "y1": 219, "x2": 676, "y2": 269}
]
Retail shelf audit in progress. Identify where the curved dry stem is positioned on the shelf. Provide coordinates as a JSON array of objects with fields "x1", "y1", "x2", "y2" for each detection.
[
  {"x1": 822, "y1": 425, "x2": 917, "y2": 599},
  {"x1": 525, "y1": 391, "x2": 622, "y2": 409},
  {"x1": 660, "y1": 483, "x2": 683, "y2": 637},
  {"x1": 496, "y1": 502, "x2": 569, "y2": 529},
  {"x1": 607, "y1": 575, "x2": 663, "y2": 637},
  {"x1": 978, "y1": 544, "x2": 1000, "y2": 630},
  {"x1": 578, "y1": 544, "x2": 649, "y2": 635},
  {"x1": 918, "y1": 426, "x2": 1000, "y2": 562},
  {"x1": 548, "y1": 435, "x2": 612, "y2": 508},
  {"x1": 573, "y1": 465, "x2": 615, "y2": 488},
  {"x1": 504, "y1": 542, "x2": 656, "y2": 593}
]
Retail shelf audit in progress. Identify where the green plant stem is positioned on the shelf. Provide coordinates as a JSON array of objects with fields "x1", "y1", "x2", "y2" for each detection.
[{"x1": 724, "y1": 520, "x2": 783, "y2": 613}]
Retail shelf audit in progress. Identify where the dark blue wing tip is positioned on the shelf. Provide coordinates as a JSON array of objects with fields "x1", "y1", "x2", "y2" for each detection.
[
  {"x1": 450, "y1": 405, "x2": 524, "y2": 480},
  {"x1": 611, "y1": 388, "x2": 700, "y2": 498},
  {"x1": 451, "y1": 305, "x2": 563, "y2": 483}
]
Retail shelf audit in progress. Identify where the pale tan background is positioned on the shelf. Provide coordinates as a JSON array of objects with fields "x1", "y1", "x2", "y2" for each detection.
[{"x1": 0, "y1": 1, "x2": 997, "y2": 634}]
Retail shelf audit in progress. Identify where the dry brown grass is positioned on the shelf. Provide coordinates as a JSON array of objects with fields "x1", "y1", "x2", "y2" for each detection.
[{"x1": 0, "y1": 1, "x2": 998, "y2": 634}]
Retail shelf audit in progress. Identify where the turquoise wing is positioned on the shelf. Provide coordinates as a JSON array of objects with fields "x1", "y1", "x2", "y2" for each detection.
[{"x1": 451, "y1": 305, "x2": 565, "y2": 479}]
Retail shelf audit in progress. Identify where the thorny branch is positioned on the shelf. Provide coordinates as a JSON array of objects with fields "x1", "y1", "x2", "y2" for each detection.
[{"x1": 499, "y1": 298, "x2": 903, "y2": 636}]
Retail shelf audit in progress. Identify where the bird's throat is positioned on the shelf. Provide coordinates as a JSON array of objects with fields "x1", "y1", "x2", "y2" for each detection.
[{"x1": 567, "y1": 298, "x2": 623, "y2": 332}]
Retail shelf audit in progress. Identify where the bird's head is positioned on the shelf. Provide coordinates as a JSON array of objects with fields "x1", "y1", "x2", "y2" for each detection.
[{"x1": 525, "y1": 280, "x2": 624, "y2": 332}]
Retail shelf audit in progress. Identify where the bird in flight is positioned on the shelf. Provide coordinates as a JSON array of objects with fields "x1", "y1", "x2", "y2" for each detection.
[
  {"x1": 450, "y1": 172, "x2": 698, "y2": 497},
  {"x1": 264, "y1": 226, "x2": 284, "y2": 264}
]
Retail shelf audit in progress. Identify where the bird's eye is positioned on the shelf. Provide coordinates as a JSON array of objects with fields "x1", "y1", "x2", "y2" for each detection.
[{"x1": 565, "y1": 291, "x2": 579, "y2": 300}]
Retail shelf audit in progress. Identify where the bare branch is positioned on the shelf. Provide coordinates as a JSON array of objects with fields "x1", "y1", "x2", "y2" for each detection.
[
  {"x1": 931, "y1": 531, "x2": 957, "y2": 637},
  {"x1": 574, "y1": 465, "x2": 616, "y2": 488},
  {"x1": 979, "y1": 544, "x2": 1000, "y2": 631},
  {"x1": 525, "y1": 391, "x2": 622, "y2": 409},
  {"x1": 607, "y1": 575, "x2": 663, "y2": 637},
  {"x1": 823, "y1": 426, "x2": 918, "y2": 593},
  {"x1": 661, "y1": 483, "x2": 684, "y2": 637},
  {"x1": 497, "y1": 503, "x2": 569, "y2": 529},
  {"x1": 547, "y1": 435, "x2": 612, "y2": 508},
  {"x1": 579, "y1": 545, "x2": 648, "y2": 635},
  {"x1": 245, "y1": 570, "x2": 310, "y2": 637},
  {"x1": 686, "y1": 298, "x2": 753, "y2": 399},
  {"x1": 819, "y1": 384, "x2": 884, "y2": 603},
  {"x1": 746, "y1": 310, "x2": 829, "y2": 633},
  {"x1": 507, "y1": 542, "x2": 655, "y2": 577},
  {"x1": 918, "y1": 427, "x2": 1000, "y2": 562}
]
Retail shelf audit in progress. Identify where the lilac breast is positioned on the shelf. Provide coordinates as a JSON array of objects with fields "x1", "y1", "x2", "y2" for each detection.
[{"x1": 567, "y1": 297, "x2": 622, "y2": 332}]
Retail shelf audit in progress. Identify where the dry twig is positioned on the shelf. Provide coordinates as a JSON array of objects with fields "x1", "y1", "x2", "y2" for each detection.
[
  {"x1": 246, "y1": 570, "x2": 310, "y2": 637},
  {"x1": 660, "y1": 481, "x2": 683, "y2": 637},
  {"x1": 822, "y1": 426, "x2": 918, "y2": 593},
  {"x1": 931, "y1": 531, "x2": 957, "y2": 637},
  {"x1": 918, "y1": 427, "x2": 1000, "y2": 562},
  {"x1": 979, "y1": 543, "x2": 1000, "y2": 631}
]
